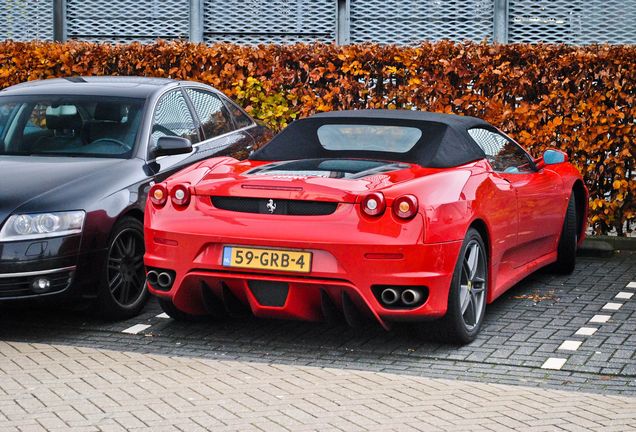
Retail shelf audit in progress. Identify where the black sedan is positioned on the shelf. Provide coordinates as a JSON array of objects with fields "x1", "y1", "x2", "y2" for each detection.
[{"x1": 0, "y1": 76, "x2": 270, "y2": 318}]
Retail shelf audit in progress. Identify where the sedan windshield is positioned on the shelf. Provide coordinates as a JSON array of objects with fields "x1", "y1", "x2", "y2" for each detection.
[{"x1": 0, "y1": 95, "x2": 145, "y2": 158}]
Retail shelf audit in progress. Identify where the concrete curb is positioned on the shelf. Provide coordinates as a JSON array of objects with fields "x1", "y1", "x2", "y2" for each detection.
[
  {"x1": 589, "y1": 235, "x2": 636, "y2": 251},
  {"x1": 579, "y1": 235, "x2": 636, "y2": 257}
]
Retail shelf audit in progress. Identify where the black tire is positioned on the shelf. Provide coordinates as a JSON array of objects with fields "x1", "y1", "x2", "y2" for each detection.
[
  {"x1": 552, "y1": 194, "x2": 578, "y2": 274},
  {"x1": 158, "y1": 298, "x2": 207, "y2": 322},
  {"x1": 418, "y1": 228, "x2": 488, "y2": 345},
  {"x1": 96, "y1": 217, "x2": 149, "y2": 320}
]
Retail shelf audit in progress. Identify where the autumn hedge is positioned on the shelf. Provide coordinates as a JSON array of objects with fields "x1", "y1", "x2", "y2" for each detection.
[{"x1": 0, "y1": 40, "x2": 634, "y2": 235}]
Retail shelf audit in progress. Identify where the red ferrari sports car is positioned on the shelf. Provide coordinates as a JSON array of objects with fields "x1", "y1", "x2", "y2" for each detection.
[{"x1": 144, "y1": 110, "x2": 587, "y2": 344}]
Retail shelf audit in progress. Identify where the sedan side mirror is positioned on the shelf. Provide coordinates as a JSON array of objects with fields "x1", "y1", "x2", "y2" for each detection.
[
  {"x1": 543, "y1": 149, "x2": 568, "y2": 165},
  {"x1": 152, "y1": 136, "x2": 193, "y2": 158}
]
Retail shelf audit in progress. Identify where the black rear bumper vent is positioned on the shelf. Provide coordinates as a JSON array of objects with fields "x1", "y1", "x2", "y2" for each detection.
[
  {"x1": 212, "y1": 197, "x2": 338, "y2": 216},
  {"x1": 248, "y1": 280, "x2": 289, "y2": 307}
]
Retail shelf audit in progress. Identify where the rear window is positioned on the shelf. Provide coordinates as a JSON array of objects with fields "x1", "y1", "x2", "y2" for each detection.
[{"x1": 317, "y1": 124, "x2": 422, "y2": 153}]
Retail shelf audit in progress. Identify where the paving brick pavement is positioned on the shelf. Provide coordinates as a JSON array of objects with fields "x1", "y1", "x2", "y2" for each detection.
[
  {"x1": 1, "y1": 253, "x2": 633, "y2": 395},
  {"x1": 1, "y1": 340, "x2": 635, "y2": 432}
]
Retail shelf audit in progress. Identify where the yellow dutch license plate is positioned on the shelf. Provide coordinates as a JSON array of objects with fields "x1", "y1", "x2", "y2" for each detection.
[{"x1": 222, "y1": 246, "x2": 312, "y2": 273}]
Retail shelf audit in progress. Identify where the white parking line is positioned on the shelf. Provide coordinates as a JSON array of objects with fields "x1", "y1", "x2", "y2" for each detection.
[
  {"x1": 156, "y1": 313, "x2": 170, "y2": 319},
  {"x1": 558, "y1": 341, "x2": 582, "y2": 351},
  {"x1": 546, "y1": 282, "x2": 633, "y2": 373},
  {"x1": 122, "y1": 324, "x2": 151, "y2": 335},
  {"x1": 575, "y1": 327, "x2": 597, "y2": 336},
  {"x1": 590, "y1": 314, "x2": 611, "y2": 323},
  {"x1": 541, "y1": 358, "x2": 567, "y2": 370}
]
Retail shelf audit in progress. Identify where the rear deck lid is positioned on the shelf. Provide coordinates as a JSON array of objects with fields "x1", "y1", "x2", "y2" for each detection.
[{"x1": 194, "y1": 158, "x2": 433, "y2": 203}]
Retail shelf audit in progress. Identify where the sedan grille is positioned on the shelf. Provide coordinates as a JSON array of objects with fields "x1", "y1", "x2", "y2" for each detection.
[{"x1": 211, "y1": 197, "x2": 338, "y2": 216}]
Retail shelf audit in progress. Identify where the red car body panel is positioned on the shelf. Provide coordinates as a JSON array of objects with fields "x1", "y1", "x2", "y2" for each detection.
[{"x1": 144, "y1": 152, "x2": 587, "y2": 328}]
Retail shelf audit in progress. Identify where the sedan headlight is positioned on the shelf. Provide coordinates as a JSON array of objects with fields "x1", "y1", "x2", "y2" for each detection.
[{"x1": 0, "y1": 211, "x2": 85, "y2": 241}]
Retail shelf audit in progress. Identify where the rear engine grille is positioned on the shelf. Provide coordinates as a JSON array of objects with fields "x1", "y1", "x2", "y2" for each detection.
[
  {"x1": 211, "y1": 197, "x2": 338, "y2": 216},
  {"x1": 0, "y1": 269, "x2": 74, "y2": 298}
]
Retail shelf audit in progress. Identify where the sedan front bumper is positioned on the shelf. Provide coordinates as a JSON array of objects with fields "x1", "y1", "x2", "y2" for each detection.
[{"x1": 0, "y1": 234, "x2": 103, "y2": 301}]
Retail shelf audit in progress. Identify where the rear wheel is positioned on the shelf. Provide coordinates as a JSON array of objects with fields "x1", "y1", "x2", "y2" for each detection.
[
  {"x1": 96, "y1": 217, "x2": 148, "y2": 320},
  {"x1": 416, "y1": 228, "x2": 488, "y2": 345},
  {"x1": 552, "y1": 194, "x2": 577, "y2": 274}
]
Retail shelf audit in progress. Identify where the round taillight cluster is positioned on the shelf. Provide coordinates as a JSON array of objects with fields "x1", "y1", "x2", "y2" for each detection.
[
  {"x1": 149, "y1": 184, "x2": 168, "y2": 207},
  {"x1": 149, "y1": 183, "x2": 191, "y2": 208},
  {"x1": 392, "y1": 194, "x2": 418, "y2": 220},
  {"x1": 361, "y1": 192, "x2": 386, "y2": 216},
  {"x1": 360, "y1": 192, "x2": 418, "y2": 220},
  {"x1": 170, "y1": 184, "x2": 191, "y2": 207}
]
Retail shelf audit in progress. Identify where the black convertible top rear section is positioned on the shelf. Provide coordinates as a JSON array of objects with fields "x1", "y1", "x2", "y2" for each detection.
[{"x1": 250, "y1": 110, "x2": 490, "y2": 168}]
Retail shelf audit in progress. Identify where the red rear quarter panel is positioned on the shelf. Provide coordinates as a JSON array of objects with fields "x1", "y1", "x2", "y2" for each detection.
[
  {"x1": 544, "y1": 162, "x2": 589, "y2": 244},
  {"x1": 410, "y1": 161, "x2": 519, "y2": 302}
]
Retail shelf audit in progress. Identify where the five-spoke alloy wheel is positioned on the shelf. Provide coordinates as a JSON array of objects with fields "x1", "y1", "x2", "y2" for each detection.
[
  {"x1": 458, "y1": 240, "x2": 487, "y2": 332},
  {"x1": 438, "y1": 227, "x2": 489, "y2": 345}
]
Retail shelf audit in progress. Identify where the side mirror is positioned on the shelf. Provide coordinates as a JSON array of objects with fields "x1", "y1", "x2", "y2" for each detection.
[
  {"x1": 152, "y1": 136, "x2": 192, "y2": 158},
  {"x1": 543, "y1": 149, "x2": 568, "y2": 165}
]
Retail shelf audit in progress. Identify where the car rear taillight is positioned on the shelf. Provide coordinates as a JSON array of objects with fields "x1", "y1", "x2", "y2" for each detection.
[
  {"x1": 149, "y1": 184, "x2": 168, "y2": 207},
  {"x1": 392, "y1": 195, "x2": 418, "y2": 220},
  {"x1": 361, "y1": 192, "x2": 386, "y2": 217},
  {"x1": 170, "y1": 184, "x2": 191, "y2": 207}
]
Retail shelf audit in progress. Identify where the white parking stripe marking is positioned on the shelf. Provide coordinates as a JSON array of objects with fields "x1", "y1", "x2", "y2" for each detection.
[
  {"x1": 122, "y1": 324, "x2": 151, "y2": 335},
  {"x1": 615, "y1": 292, "x2": 633, "y2": 300},
  {"x1": 575, "y1": 327, "x2": 598, "y2": 336},
  {"x1": 602, "y1": 302, "x2": 623, "y2": 311},
  {"x1": 627, "y1": 282, "x2": 636, "y2": 289},
  {"x1": 542, "y1": 358, "x2": 567, "y2": 370},
  {"x1": 590, "y1": 315, "x2": 611, "y2": 323},
  {"x1": 156, "y1": 313, "x2": 170, "y2": 319},
  {"x1": 558, "y1": 341, "x2": 582, "y2": 351}
]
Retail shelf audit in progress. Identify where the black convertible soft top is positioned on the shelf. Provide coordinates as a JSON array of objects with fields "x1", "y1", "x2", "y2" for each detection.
[{"x1": 250, "y1": 110, "x2": 491, "y2": 168}]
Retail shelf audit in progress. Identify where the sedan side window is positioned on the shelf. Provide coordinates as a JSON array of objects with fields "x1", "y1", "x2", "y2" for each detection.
[
  {"x1": 224, "y1": 98, "x2": 254, "y2": 129},
  {"x1": 151, "y1": 90, "x2": 199, "y2": 147},
  {"x1": 468, "y1": 128, "x2": 534, "y2": 173},
  {"x1": 184, "y1": 89, "x2": 234, "y2": 140}
]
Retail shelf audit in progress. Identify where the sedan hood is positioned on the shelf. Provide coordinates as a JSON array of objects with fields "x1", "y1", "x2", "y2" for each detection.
[
  {"x1": 0, "y1": 156, "x2": 124, "y2": 226},
  {"x1": 194, "y1": 158, "x2": 438, "y2": 202}
]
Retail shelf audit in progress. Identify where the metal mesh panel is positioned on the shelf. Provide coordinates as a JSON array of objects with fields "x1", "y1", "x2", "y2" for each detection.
[
  {"x1": 203, "y1": 0, "x2": 335, "y2": 45},
  {"x1": 66, "y1": 0, "x2": 189, "y2": 43},
  {"x1": 509, "y1": 0, "x2": 636, "y2": 45},
  {"x1": 0, "y1": 0, "x2": 53, "y2": 41},
  {"x1": 350, "y1": 0, "x2": 494, "y2": 44}
]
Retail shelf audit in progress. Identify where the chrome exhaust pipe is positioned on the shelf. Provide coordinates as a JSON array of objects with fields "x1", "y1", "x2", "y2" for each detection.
[
  {"x1": 401, "y1": 289, "x2": 422, "y2": 306},
  {"x1": 380, "y1": 288, "x2": 400, "y2": 306},
  {"x1": 157, "y1": 272, "x2": 173, "y2": 289},
  {"x1": 146, "y1": 270, "x2": 159, "y2": 287}
]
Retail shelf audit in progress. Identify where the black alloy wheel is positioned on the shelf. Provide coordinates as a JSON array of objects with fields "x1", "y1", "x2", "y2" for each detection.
[
  {"x1": 97, "y1": 217, "x2": 149, "y2": 319},
  {"x1": 552, "y1": 193, "x2": 578, "y2": 274}
]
